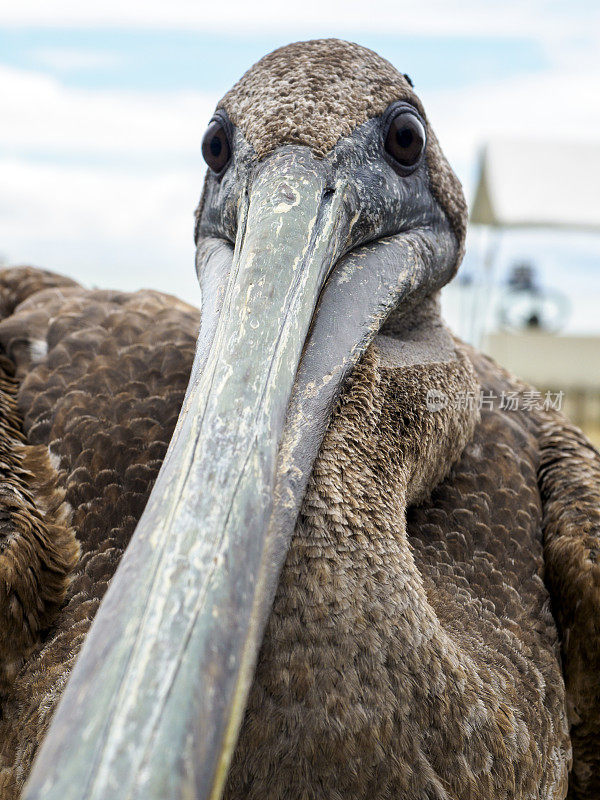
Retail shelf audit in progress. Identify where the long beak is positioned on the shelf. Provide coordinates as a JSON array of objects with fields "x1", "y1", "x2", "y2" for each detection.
[{"x1": 23, "y1": 151, "x2": 457, "y2": 800}]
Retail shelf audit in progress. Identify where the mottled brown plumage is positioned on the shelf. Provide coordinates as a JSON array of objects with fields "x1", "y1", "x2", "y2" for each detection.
[
  {"x1": 0, "y1": 38, "x2": 598, "y2": 800},
  {"x1": 223, "y1": 327, "x2": 572, "y2": 800},
  {"x1": 0, "y1": 269, "x2": 199, "y2": 796}
]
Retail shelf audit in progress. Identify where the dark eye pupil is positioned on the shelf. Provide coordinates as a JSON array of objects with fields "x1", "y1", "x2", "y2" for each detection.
[
  {"x1": 397, "y1": 128, "x2": 414, "y2": 149},
  {"x1": 202, "y1": 119, "x2": 231, "y2": 173},
  {"x1": 210, "y1": 136, "x2": 222, "y2": 157},
  {"x1": 384, "y1": 111, "x2": 426, "y2": 171}
]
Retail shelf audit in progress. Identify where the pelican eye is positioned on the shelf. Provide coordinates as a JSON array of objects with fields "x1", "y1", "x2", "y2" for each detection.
[
  {"x1": 383, "y1": 110, "x2": 426, "y2": 173},
  {"x1": 202, "y1": 118, "x2": 231, "y2": 174}
]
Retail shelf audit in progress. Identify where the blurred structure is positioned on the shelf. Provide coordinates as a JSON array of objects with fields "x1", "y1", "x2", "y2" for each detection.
[
  {"x1": 444, "y1": 138, "x2": 600, "y2": 445},
  {"x1": 486, "y1": 330, "x2": 600, "y2": 445},
  {"x1": 497, "y1": 261, "x2": 569, "y2": 332},
  {"x1": 471, "y1": 139, "x2": 600, "y2": 231}
]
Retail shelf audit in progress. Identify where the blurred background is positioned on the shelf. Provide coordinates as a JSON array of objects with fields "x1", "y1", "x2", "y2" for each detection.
[{"x1": 1, "y1": 0, "x2": 599, "y2": 442}]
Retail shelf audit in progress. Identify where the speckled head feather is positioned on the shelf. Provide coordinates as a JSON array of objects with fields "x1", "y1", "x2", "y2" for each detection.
[{"x1": 218, "y1": 38, "x2": 467, "y2": 253}]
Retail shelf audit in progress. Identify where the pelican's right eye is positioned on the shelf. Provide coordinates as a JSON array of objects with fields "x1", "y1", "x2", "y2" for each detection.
[{"x1": 202, "y1": 119, "x2": 231, "y2": 174}]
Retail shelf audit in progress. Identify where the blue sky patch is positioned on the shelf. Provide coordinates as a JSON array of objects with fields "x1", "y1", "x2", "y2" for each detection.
[{"x1": 0, "y1": 28, "x2": 550, "y2": 95}]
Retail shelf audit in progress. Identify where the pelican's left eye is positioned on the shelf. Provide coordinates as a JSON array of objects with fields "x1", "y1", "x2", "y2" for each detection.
[
  {"x1": 202, "y1": 119, "x2": 231, "y2": 174},
  {"x1": 384, "y1": 110, "x2": 426, "y2": 172}
]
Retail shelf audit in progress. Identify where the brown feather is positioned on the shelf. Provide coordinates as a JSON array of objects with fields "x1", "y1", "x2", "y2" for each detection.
[
  {"x1": 0, "y1": 269, "x2": 199, "y2": 796},
  {"x1": 539, "y1": 420, "x2": 600, "y2": 799},
  {"x1": 223, "y1": 335, "x2": 571, "y2": 800},
  {"x1": 0, "y1": 267, "x2": 594, "y2": 799}
]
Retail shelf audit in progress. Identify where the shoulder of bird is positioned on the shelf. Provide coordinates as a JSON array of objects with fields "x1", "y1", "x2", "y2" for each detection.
[
  {"x1": 0, "y1": 38, "x2": 598, "y2": 800},
  {"x1": 0, "y1": 267, "x2": 200, "y2": 795}
]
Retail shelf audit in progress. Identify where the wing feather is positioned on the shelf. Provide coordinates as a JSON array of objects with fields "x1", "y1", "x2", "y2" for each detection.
[{"x1": 539, "y1": 418, "x2": 600, "y2": 799}]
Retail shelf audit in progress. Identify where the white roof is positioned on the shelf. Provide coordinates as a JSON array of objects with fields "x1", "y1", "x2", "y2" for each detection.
[{"x1": 470, "y1": 139, "x2": 600, "y2": 231}]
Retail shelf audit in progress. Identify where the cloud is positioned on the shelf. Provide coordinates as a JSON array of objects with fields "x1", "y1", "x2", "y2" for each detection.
[
  {"x1": 32, "y1": 46, "x2": 122, "y2": 72},
  {"x1": 0, "y1": 0, "x2": 598, "y2": 42},
  {"x1": 0, "y1": 64, "x2": 218, "y2": 158},
  {"x1": 0, "y1": 63, "x2": 216, "y2": 304},
  {"x1": 0, "y1": 156, "x2": 203, "y2": 304}
]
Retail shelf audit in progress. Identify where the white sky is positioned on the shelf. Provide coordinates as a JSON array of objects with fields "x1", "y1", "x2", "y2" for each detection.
[{"x1": 1, "y1": 0, "x2": 596, "y2": 39}]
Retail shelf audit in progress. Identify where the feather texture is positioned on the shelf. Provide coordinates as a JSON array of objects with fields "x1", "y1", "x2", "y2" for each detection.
[{"x1": 0, "y1": 268, "x2": 594, "y2": 798}]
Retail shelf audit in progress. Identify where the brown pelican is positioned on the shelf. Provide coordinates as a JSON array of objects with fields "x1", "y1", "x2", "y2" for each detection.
[{"x1": 0, "y1": 38, "x2": 597, "y2": 800}]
